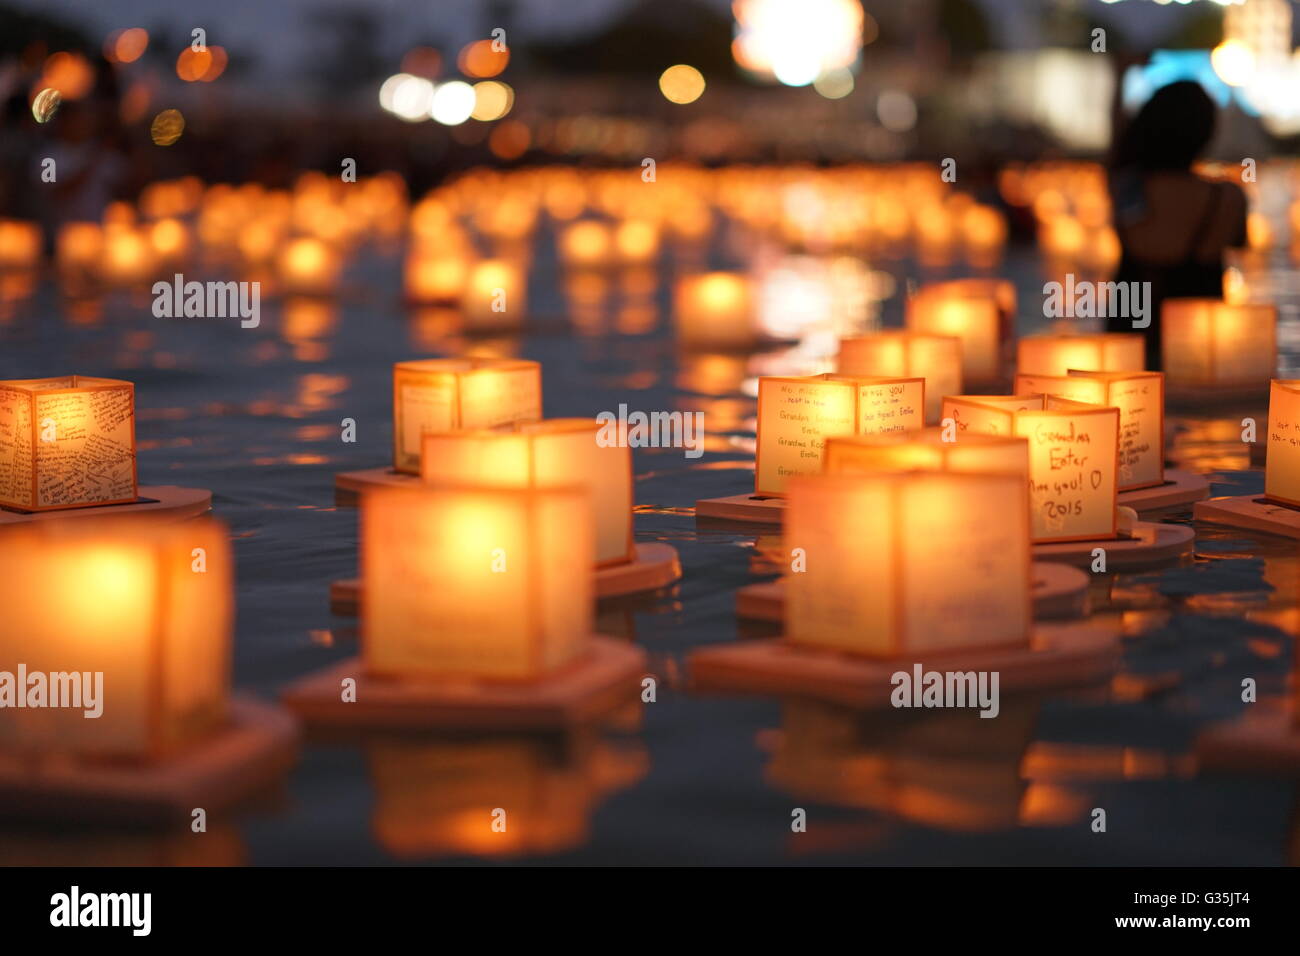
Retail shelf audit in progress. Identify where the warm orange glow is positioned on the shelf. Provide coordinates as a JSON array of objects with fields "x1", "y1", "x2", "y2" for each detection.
[
  {"x1": 36, "y1": 52, "x2": 95, "y2": 100},
  {"x1": 0, "y1": 517, "x2": 231, "y2": 759},
  {"x1": 55, "y1": 222, "x2": 103, "y2": 274},
  {"x1": 458, "y1": 39, "x2": 509, "y2": 78},
  {"x1": 404, "y1": 250, "x2": 470, "y2": 303},
  {"x1": 658, "y1": 64, "x2": 706, "y2": 104},
  {"x1": 488, "y1": 120, "x2": 531, "y2": 160},
  {"x1": 906, "y1": 282, "x2": 1006, "y2": 384},
  {"x1": 391, "y1": 358, "x2": 542, "y2": 474},
  {"x1": 674, "y1": 272, "x2": 755, "y2": 349},
  {"x1": 837, "y1": 332, "x2": 962, "y2": 424},
  {"x1": 362, "y1": 484, "x2": 591, "y2": 680},
  {"x1": 1016, "y1": 333, "x2": 1145, "y2": 377},
  {"x1": 277, "y1": 237, "x2": 341, "y2": 295},
  {"x1": 1161, "y1": 299, "x2": 1276, "y2": 387},
  {"x1": 102, "y1": 227, "x2": 156, "y2": 285},
  {"x1": 824, "y1": 428, "x2": 1028, "y2": 482},
  {"x1": 422, "y1": 419, "x2": 634, "y2": 566},
  {"x1": 559, "y1": 221, "x2": 612, "y2": 268},
  {"x1": 0, "y1": 220, "x2": 41, "y2": 270},
  {"x1": 463, "y1": 259, "x2": 525, "y2": 329},
  {"x1": 1265, "y1": 380, "x2": 1300, "y2": 506},
  {"x1": 786, "y1": 471, "x2": 1031, "y2": 656},
  {"x1": 107, "y1": 28, "x2": 149, "y2": 64},
  {"x1": 150, "y1": 109, "x2": 185, "y2": 146}
]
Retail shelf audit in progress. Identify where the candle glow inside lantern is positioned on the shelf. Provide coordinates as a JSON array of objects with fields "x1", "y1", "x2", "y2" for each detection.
[
  {"x1": 421, "y1": 419, "x2": 633, "y2": 567},
  {"x1": 403, "y1": 250, "x2": 470, "y2": 304},
  {"x1": 0, "y1": 516, "x2": 230, "y2": 759},
  {"x1": 463, "y1": 259, "x2": 525, "y2": 330},
  {"x1": 756, "y1": 374, "x2": 925, "y2": 494},
  {"x1": 941, "y1": 394, "x2": 1120, "y2": 542},
  {"x1": 362, "y1": 484, "x2": 593, "y2": 681},
  {"x1": 785, "y1": 471, "x2": 1031, "y2": 656},
  {"x1": 277, "y1": 236, "x2": 342, "y2": 295},
  {"x1": 0, "y1": 376, "x2": 136, "y2": 511},
  {"x1": 824, "y1": 428, "x2": 1028, "y2": 483},
  {"x1": 1265, "y1": 380, "x2": 1300, "y2": 506},
  {"x1": 1014, "y1": 370, "x2": 1164, "y2": 491},
  {"x1": 905, "y1": 282, "x2": 1006, "y2": 384},
  {"x1": 837, "y1": 332, "x2": 962, "y2": 424},
  {"x1": 1162, "y1": 299, "x2": 1277, "y2": 387},
  {"x1": 673, "y1": 272, "x2": 757, "y2": 349},
  {"x1": 0, "y1": 220, "x2": 41, "y2": 270},
  {"x1": 1016, "y1": 333, "x2": 1145, "y2": 377},
  {"x1": 392, "y1": 358, "x2": 541, "y2": 474}
]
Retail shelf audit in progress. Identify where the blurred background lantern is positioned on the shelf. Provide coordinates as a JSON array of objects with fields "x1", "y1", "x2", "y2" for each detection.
[
  {"x1": 421, "y1": 419, "x2": 633, "y2": 567},
  {"x1": 837, "y1": 331, "x2": 962, "y2": 423},
  {"x1": 391, "y1": 358, "x2": 541, "y2": 474},
  {"x1": 0, "y1": 516, "x2": 230, "y2": 759},
  {"x1": 1016, "y1": 333, "x2": 1145, "y2": 377},
  {"x1": 277, "y1": 237, "x2": 342, "y2": 296},
  {"x1": 673, "y1": 272, "x2": 757, "y2": 350},
  {"x1": 1162, "y1": 299, "x2": 1277, "y2": 388},
  {"x1": 905, "y1": 282, "x2": 1005, "y2": 385},
  {"x1": 0, "y1": 221, "x2": 41, "y2": 270},
  {"x1": 824, "y1": 428, "x2": 1028, "y2": 481},
  {"x1": 462, "y1": 259, "x2": 525, "y2": 331},
  {"x1": 1265, "y1": 379, "x2": 1300, "y2": 505},
  {"x1": 0, "y1": 376, "x2": 135, "y2": 511},
  {"x1": 361, "y1": 484, "x2": 593, "y2": 680},
  {"x1": 785, "y1": 471, "x2": 1031, "y2": 656}
]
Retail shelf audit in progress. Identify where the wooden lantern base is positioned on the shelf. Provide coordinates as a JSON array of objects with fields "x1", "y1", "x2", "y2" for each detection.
[
  {"x1": 0, "y1": 486, "x2": 211, "y2": 525},
  {"x1": 689, "y1": 620, "x2": 1120, "y2": 709},
  {"x1": 737, "y1": 561, "x2": 1090, "y2": 624},
  {"x1": 281, "y1": 637, "x2": 646, "y2": 731},
  {"x1": 1117, "y1": 470, "x2": 1210, "y2": 512},
  {"x1": 1193, "y1": 495, "x2": 1300, "y2": 540},
  {"x1": 1031, "y1": 521, "x2": 1193, "y2": 570},
  {"x1": 694, "y1": 493, "x2": 786, "y2": 526},
  {"x1": 0, "y1": 697, "x2": 298, "y2": 827},
  {"x1": 330, "y1": 543, "x2": 680, "y2": 616},
  {"x1": 1196, "y1": 708, "x2": 1300, "y2": 774},
  {"x1": 333, "y1": 467, "x2": 420, "y2": 506}
]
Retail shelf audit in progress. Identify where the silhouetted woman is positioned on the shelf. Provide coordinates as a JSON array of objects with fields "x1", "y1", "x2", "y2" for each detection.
[{"x1": 1106, "y1": 80, "x2": 1247, "y2": 369}]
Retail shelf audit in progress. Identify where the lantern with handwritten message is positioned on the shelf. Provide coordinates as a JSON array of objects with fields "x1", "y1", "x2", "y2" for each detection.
[
  {"x1": 1162, "y1": 299, "x2": 1277, "y2": 388},
  {"x1": 0, "y1": 377, "x2": 135, "y2": 512},
  {"x1": 1015, "y1": 370, "x2": 1164, "y2": 491},
  {"x1": 463, "y1": 260, "x2": 525, "y2": 330},
  {"x1": 0, "y1": 516, "x2": 230, "y2": 759},
  {"x1": 837, "y1": 332, "x2": 962, "y2": 423},
  {"x1": 674, "y1": 273, "x2": 756, "y2": 349},
  {"x1": 421, "y1": 419, "x2": 633, "y2": 567},
  {"x1": 906, "y1": 281, "x2": 1009, "y2": 384},
  {"x1": 362, "y1": 484, "x2": 592, "y2": 680},
  {"x1": 942, "y1": 394, "x2": 1119, "y2": 542},
  {"x1": 1016, "y1": 333, "x2": 1145, "y2": 377},
  {"x1": 1265, "y1": 380, "x2": 1300, "y2": 506},
  {"x1": 786, "y1": 472, "x2": 1031, "y2": 656},
  {"x1": 756, "y1": 374, "x2": 925, "y2": 494},
  {"x1": 825, "y1": 428, "x2": 1028, "y2": 482},
  {"x1": 391, "y1": 359, "x2": 541, "y2": 474}
]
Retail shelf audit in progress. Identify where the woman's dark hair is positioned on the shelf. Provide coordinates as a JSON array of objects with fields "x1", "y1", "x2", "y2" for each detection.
[{"x1": 1112, "y1": 80, "x2": 1217, "y2": 172}]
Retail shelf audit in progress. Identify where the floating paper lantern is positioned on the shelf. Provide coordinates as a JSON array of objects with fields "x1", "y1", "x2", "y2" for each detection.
[
  {"x1": 463, "y1": 259, "x2": 524, "y2": 330},
  {"x1": 1016, "y1": 333, "x2": 1144, "y2": 377},
  {"x1": 558, "y1": 221, "x2": 613, "y2": 269},
  {"x1": 277, "y1": 236, "x2": 341, "y2": 296},
  {"x1": 1265, "y1": 380, "x2": 1300, "y2": 506},
  {"x1": 101, "y1": 226, "x2": 156, "y2": 287},
  {"x1": 391, "y1": 358, "x2": 541, "y2": 474},
  {"x1": 0, "y1": 376, "x2": 136, "y2": 511},
  {"x1": 756, "y1": 374, "x2": 924, "y2": 494},
  {"x1": 785, "y1": 471, "x2": 1031, "y2": 656},
  {"x1": 403, "y1": 250, "x2": 470, "y2": 304},
  {"x1": 1015, "y1": 370, "x2": 1164, "y2": 490},
  {"x1": 942, "y1": 394, "x2": 1119, "y2": 542},
  {"x1": 837, "y1": 332, "x2": 962, "y2": 423},
  {"x1": 362, "y1": 484, "x2": 592, "y2": 680},
  {"x1": 673, "y1": 272, "x2": 756, "y2": 349},
  {"x1": 55, "y1": 222, "x2": 103, "y2": 276},
  {"x1": 1162, "y1": 299, "x2": 1277, "y2": 388},
  {"x1": 824, "y1": 428, "x2": 1028, "y2": 481},
  {"x1": 905, "y1": 283, "x2": 1005, "y2": 384},
  {"x1": 421, "y1": 419, "x2": 633, "y2": 566},
  {"x1": 0, "y1": 516, "x2": 230, "y2": 758},
  {"x1": 0, "y1": 220, "x2": 41, "y2": 270}
]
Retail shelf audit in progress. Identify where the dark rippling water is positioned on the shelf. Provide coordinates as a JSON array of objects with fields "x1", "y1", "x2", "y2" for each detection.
[{"x1": 1, "y1": 240, "x2": 1297, "y2": 866}]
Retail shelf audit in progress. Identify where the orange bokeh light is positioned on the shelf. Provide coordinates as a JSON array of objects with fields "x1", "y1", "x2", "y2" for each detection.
[
  {"x1": 35, "y1": 52, "x2": 95, "y2": 101},
  {"x1": 105, "y1": 28, "x2": 149, "y2": 64},
  {"x1": 177, "y1": 46, "x2": 227, "y2": 82},
  {"x1": 458, "y1": 39, "x2": 508, "y2": 78}
]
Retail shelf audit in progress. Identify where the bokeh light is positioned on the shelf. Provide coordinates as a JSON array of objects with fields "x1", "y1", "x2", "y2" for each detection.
[
  {"x1": 105, "y1": 28, "x2": 149, "y2": 64},
  {"x1": 458, "y1": 39, "x2": 509, "y2": 79},
  {"x1": 471, "y1": 81, "x2": 514, "y2": 121},
  {"x1": 30, "y1": 88, "x2": 61, "y2": 124},
  {"x1": 150, "y1": 109, "x2": 185, "y2": 146},
  {"x1": 732, "y1": 0, "x2": 863, "y2": 87},
  {"x1": 659, "y1": 64, "x2": 705, "y2": 104},
  {"x1": 430, "y1": 81, "x2": 476, "y2": 125},
  {"x1": 34, "y1": 52, "x2": 95, "y2": 100}
]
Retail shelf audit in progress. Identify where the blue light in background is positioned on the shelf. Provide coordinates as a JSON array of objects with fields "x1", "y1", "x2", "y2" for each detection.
[{"x1": 1122, "y1": 49, "x2": 1260, "y2": 115}]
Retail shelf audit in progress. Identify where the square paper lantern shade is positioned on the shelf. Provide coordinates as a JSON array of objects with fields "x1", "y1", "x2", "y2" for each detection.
[
  {"x1": 673, "y1": 273, "x2": 756, "y2": 349},
  {"x1": 942, "y1": 395, "x2": 1119, "y2": 542},
  {"x1": 1265, "y1": 380, "x2": 1300, "y2": 506},
  {"x1": 421, "y1": 419, "x2": 634, "y2": 567},
  {"x1": 0, "y1": 376, "x2": 136, "y2": 511},
  {"x1": 362, "y1": 485, "x2": 593, "y2": 681},
  {"x1": 1016, "y1": 334, "x2": 1145, "y2": 377},
  {"x1": 824, "y1": 428, "x2": 1029, "y2": 483},
  {"x1": 1014, "y1": 370, "x2": 1165, "y2": 491},
  {"x1": 905, "y1": 285, "x2": 1003, "y2": 384},
  {"x1": 1162, "y1": 299, "x2": 1277, "y2": 387},
  {"x1": 756, "y1": 374, "x2": 925, "y2": 495},
  {"x1": 785, "y1": 472, "x2": 1031, "y2": 657},
  {"x1": 837, "y1": 332, "x2": 962, "y2": 424},
  {"x1": 0, "y1": 517, "x2": 231, "y2": 759},
  {"x1": 391, "y1": 358, "x2": 541, "y2": 474}
]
